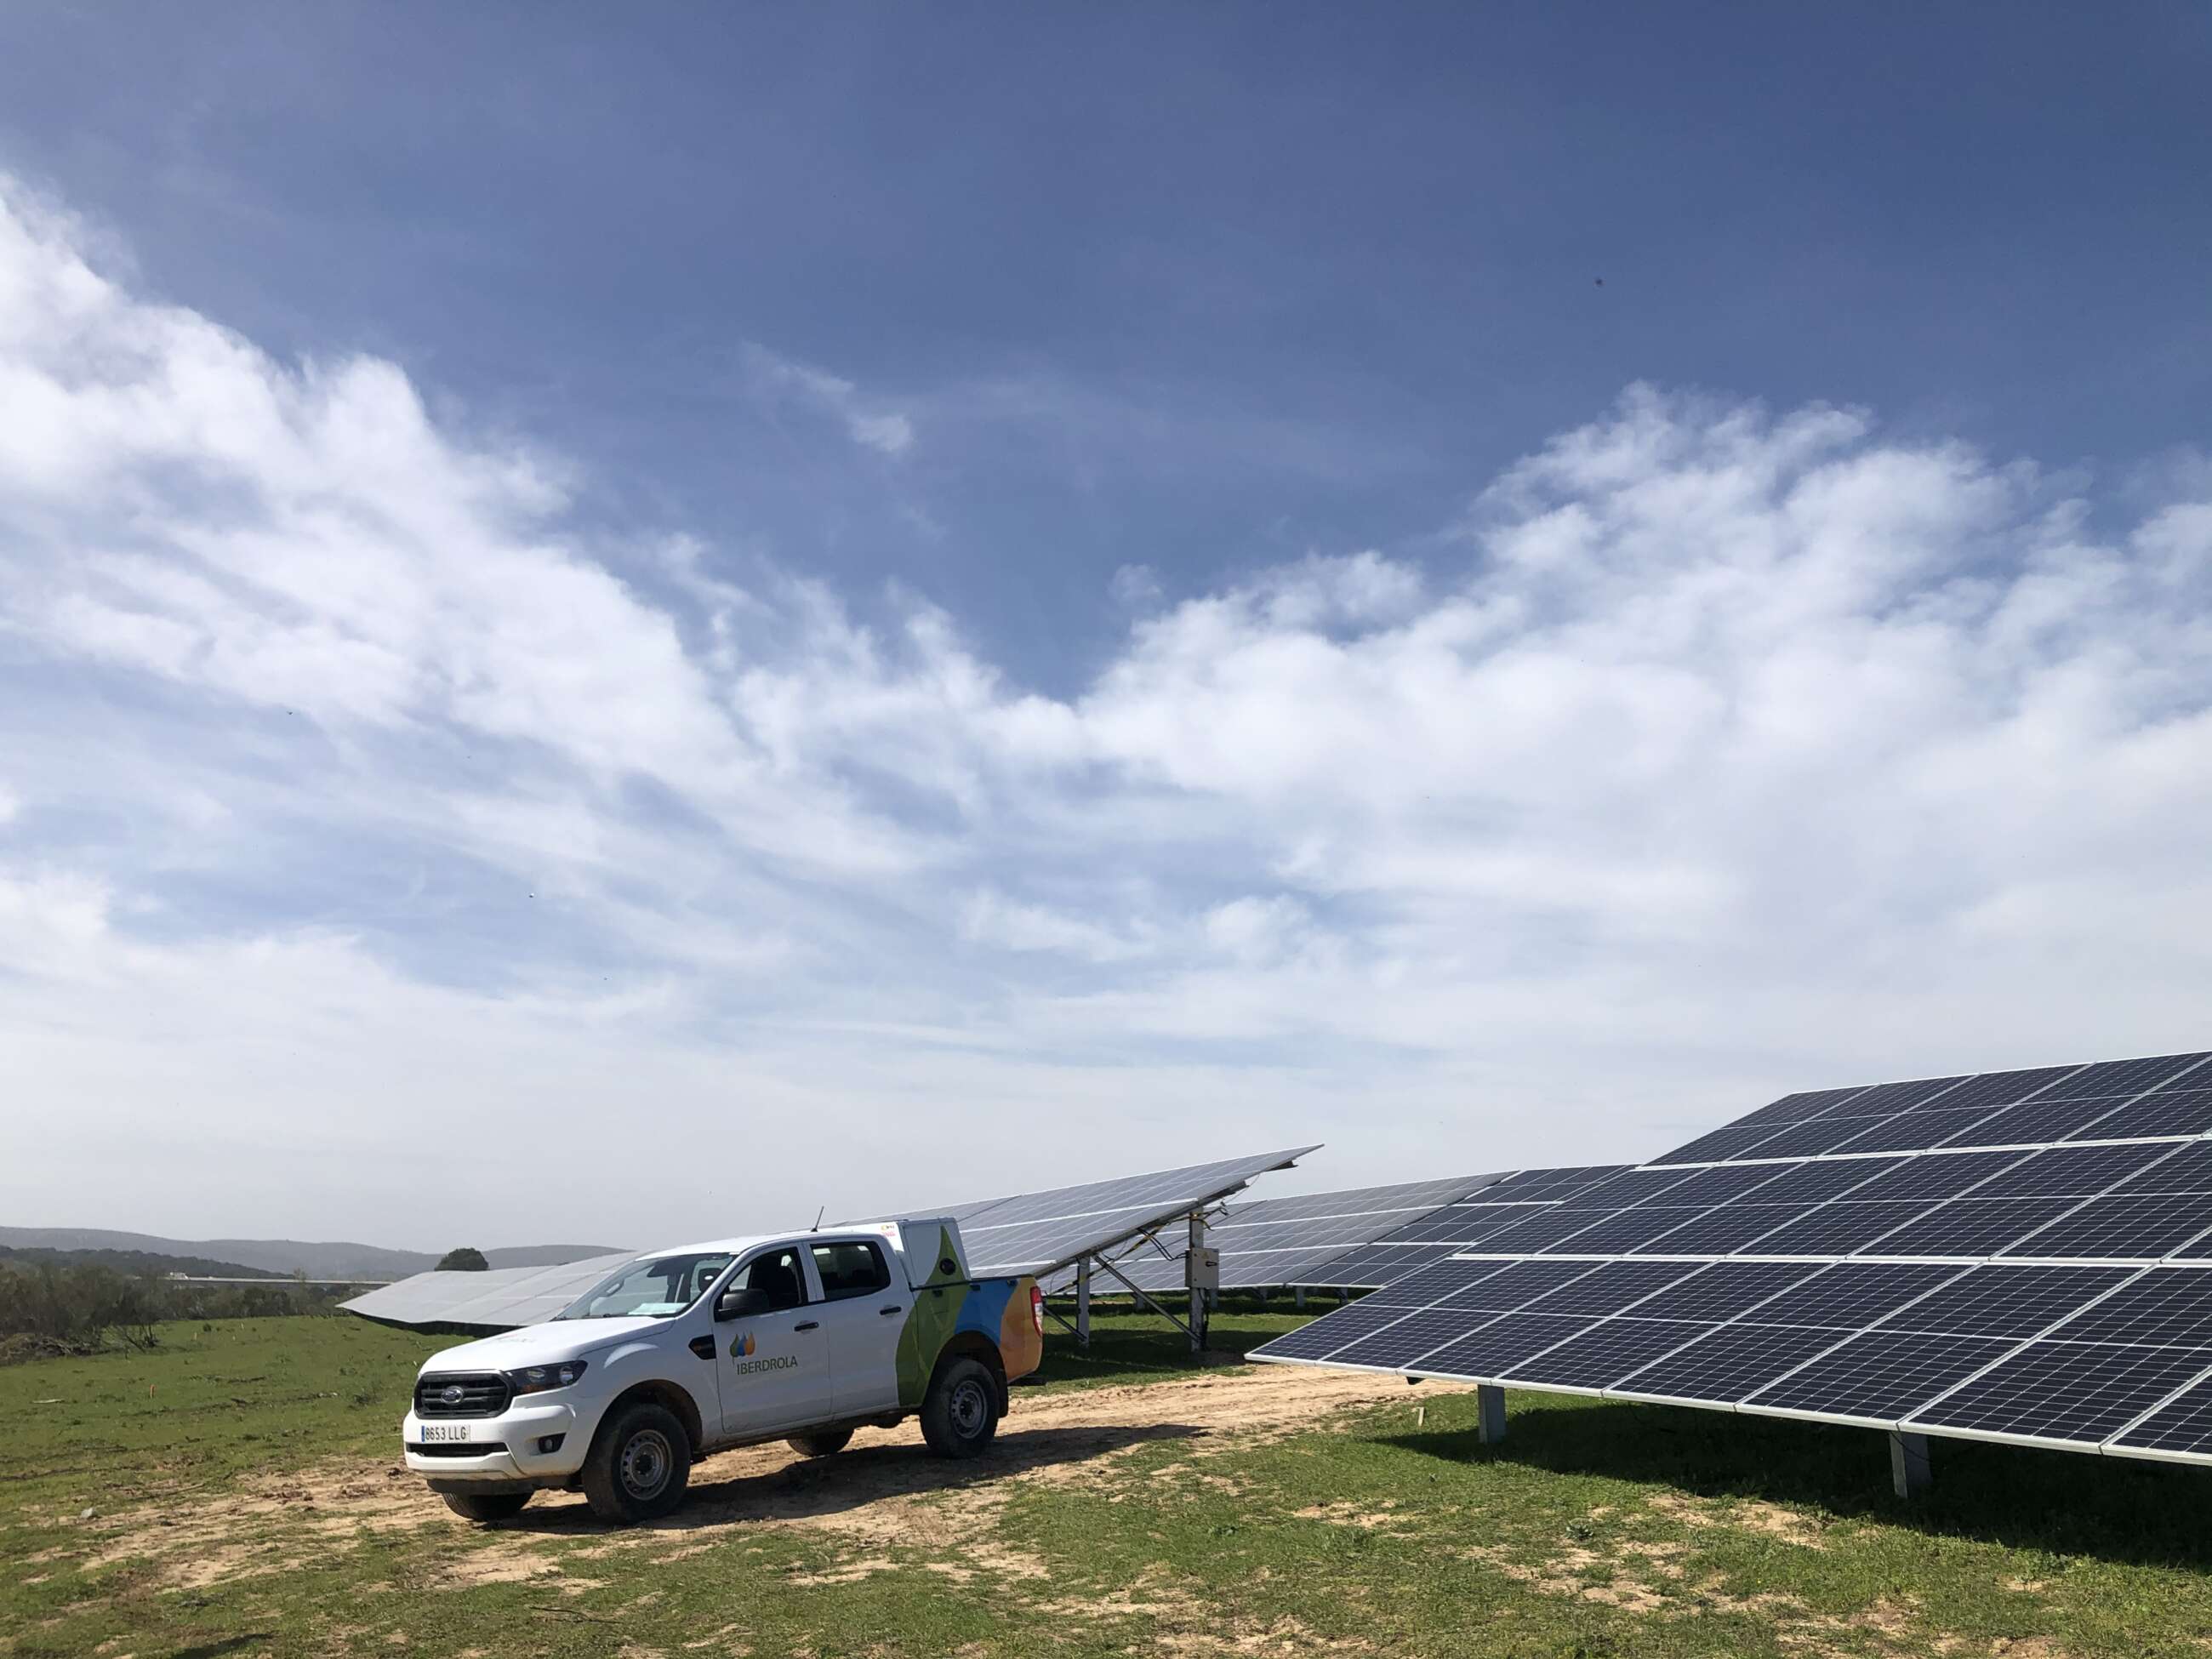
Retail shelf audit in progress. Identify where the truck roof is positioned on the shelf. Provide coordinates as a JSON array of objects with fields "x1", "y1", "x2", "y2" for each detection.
[{"x1": 644, "y1": 1225, "x2": 900, "y2": 1258}]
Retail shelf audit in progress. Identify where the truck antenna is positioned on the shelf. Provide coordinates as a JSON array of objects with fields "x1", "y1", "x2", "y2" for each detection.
[{"x1": 812, "y1": 1205, "x2": 825, "y2": 1232}]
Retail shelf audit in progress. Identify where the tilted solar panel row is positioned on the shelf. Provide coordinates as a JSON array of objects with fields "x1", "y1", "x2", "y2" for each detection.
[
  {"x1": 1040, "y1": 1168, "x2": 1624, "y2": 1296},
  {"x1": 1254, "y1": 1049, "x2": 2212, "y2": 1468}
]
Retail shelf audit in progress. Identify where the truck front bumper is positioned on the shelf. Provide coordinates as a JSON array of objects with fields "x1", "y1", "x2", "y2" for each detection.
[{"x1": 402, "y1": 1397, "x2": 589, "y2": 1485}]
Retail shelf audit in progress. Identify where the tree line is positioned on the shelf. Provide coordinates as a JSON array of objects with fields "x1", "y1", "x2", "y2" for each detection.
[{"x1": 0, "y1": 1258, "x2": 361, "y2": 1363}]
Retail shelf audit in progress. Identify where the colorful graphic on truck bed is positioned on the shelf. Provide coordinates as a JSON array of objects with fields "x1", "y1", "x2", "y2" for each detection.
[{"x1": 893, "y1": 1253, "x2": 1043, "y2": 1406}]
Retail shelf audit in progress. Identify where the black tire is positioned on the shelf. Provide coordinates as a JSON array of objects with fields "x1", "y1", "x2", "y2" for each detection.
[
  {"x1": 581, "y1": 1402, "x2": 693, "y2": 1525},
  {"x1": 920, "y1": 1355, "x2": 1001, "y2": 1459},
  {"x1": 786, "y1": 1428, "x2": 853, "y2": 1457},
  {"x1": 442, "y1": 1490, "x2": 531, "y2": 1523}
]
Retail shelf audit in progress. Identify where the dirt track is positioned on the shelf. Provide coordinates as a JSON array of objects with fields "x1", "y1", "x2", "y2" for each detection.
[{"x1": 86, "y1": 1365, "x2": 1468, "y2": 1591}]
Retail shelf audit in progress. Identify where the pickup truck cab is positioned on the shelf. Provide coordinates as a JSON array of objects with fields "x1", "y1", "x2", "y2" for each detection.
[{"x1": 402, "y1": 1218, "x2": 1045, "y2": 1524}]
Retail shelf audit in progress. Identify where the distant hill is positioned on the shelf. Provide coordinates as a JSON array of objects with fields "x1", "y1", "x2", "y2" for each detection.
[
  {"x1": 0, "y1": 1245, "x2": 286, "y2": 1280},
  {"x1": 0, "y1": 1228, "x2": 622, "y2": 1281}
]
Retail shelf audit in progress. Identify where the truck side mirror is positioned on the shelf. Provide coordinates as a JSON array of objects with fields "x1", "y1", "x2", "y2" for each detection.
[{"x1": 715, "y1": 1286, "x2": 772, "y2": 1322}]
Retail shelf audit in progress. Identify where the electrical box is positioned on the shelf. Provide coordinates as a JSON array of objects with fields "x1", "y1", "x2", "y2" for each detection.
[{"x1": 1185, "y1": 1246, "x2": 1221, "y2": 1291}]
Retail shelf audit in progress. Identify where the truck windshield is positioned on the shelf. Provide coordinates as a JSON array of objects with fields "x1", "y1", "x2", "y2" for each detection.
[{"x1": 554, "y1": 1252, "x2": 735, "y2": 1320}]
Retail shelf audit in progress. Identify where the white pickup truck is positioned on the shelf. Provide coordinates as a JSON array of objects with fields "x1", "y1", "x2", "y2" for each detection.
[{"x1": 402, "y1": 1218, "x2": 1045, "y2": 1524}]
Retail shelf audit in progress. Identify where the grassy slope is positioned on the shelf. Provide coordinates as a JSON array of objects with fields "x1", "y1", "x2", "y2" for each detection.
[{"x1": 4, "y1": 1307, "x2": 2212, "y2": 1657}]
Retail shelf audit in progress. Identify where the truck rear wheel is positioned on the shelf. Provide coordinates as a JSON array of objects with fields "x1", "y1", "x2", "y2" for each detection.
[
  {"x1": 786, "y1": 1428, "x2": 853, "y2": 1457},
  {"x1": 581, "y1": 1401, "x2": 693, "y2": 1524},
  {"x1": 442, "y1": 1490, "x2": 531, "y2": 1523},
  {"x1": 921, "y1": 1356, "x2": 1000, "y2": 1458}
]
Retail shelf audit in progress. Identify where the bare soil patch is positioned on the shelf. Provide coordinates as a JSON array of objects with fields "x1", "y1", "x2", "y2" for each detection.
[{"x1": 65, "y1": 1365, "x2": 1452, "y2": 1593}]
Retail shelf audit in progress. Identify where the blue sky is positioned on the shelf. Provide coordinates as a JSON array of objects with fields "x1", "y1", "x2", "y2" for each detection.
[{"x1": 1, "y1": 5, "x2": 2209, "y2": 1246}]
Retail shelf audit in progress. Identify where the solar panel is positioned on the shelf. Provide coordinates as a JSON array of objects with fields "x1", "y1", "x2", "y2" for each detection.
[
  {"x1": 2067, "y1": 1090, "x2": 2212, "y2": 1143},
  {"x1": 1905, "y1": 1342, "x2": 2212, "y2": 1446},
  {"x1": 1867, "y1": 1198, "x2": 2082, "y2": 1258},
  {"x1": 1502, "y1": 1317, "x2": 1717, "y2": 1392},
  {"x1": 1935, "y1": 1097, "x2": 2117, "y2": 1149},
  {"x1": 1625, "y1": 1205, "x2": 1804, "y2": 1255},
  {"x1": 2110, "y1": 1374, "x2": 2212, "y2": 1458},
  {"x1": 2004, "y1": 1192, "x2": 2212, "y2": 1261},
  {"x1": 915, "y1": 1146, "x2": 1320, "y2": 1278},
  {"x1": 1878, "y1": 1265, "x2": 2134, "y2": 1337},
  {"x1": 1608, "y1": 1322, "x2": 1848, "y2": 1403},
  {"x1": 1252, "y1": 1046, "x2": 2212, "y2": 1472},
  {"x1": 1519, "y1": 1260, "x2": 1701, "y2": 1316},
  {"x1": 1437, "y1": 1259, "x2": 1607, "y2": 1310},
  {"x1": 1404, "y1": 1311, "x2": 1597, "y2": 1377},
  {"x1": 1622, "y1": 1260, "x2": 1827, "y2": 1320},
  {"x1": 1747, "y1": 1262, "x2": 1965, "y2": 1328},
  {"x1": 1533, "y1": 1206, "x2": 1713, "y2": 1254},
  {"x1": 1039, "y1": 1172, "x2": 1507, "y2": 1294},
  {"x1": 2039, "y1": 1268, "x2": 2212, "y2": 1345},
  {"x1": 350, "y1": 1148, "x2": 1317, "y2": 1334},
  {"x1": 1743, "y1": 1332, "x2": 2018, "y2": 1423},
  {"x1": 341, "y1": 1251, "x2": 636, "y2": 1333}
]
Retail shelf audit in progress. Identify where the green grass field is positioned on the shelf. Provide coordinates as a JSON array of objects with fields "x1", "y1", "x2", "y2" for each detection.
[{"x1": 6, "y1": 1307, "x2": 2212, "y2": 1657}]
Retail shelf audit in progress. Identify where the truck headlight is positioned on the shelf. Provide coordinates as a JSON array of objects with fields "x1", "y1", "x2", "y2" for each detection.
[{"x1": 506, "y1": 1359, "x2": 589, "y2": 1394}]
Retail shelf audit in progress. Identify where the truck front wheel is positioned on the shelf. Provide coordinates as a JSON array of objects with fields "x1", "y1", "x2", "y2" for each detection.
[
  {"x1": 921, "y1": 1356, "x2": 1001, "y2": 1458},
  {"x1": 786, "y1": 1428, "x2": 853, "y2": 1457},
  {"x1": 442, "y1": 1490, "x2": 531, "y2": 1523},
  {"x1": 581, "y1": 1402, "x2": 693, "y2": 1524}
]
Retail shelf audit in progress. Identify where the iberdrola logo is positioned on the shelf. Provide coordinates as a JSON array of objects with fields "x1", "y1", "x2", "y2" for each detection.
[{"x1": 734, "y1": 1331, "x2": 755, "y2": 1358}]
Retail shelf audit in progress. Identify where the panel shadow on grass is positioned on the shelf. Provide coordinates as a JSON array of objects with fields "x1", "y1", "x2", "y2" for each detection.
[{"x1": 1380, "y1": 1394, "x2": 2212, "y2": 1571}]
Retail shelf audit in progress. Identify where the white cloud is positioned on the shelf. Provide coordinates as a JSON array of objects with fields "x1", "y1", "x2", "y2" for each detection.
[
  {"x1": 1109, "y1": 562, "x2": 1161, "y2": 608},
  {"x1": 741, "y1": 341, "x2": 914, "y2": 457},
  {"x1": 4, "y1": 177, "x2": 2212, "y2": 1243}
]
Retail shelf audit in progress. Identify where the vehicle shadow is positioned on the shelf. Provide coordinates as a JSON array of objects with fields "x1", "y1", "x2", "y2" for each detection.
[
  {"x1": 503, "y1": 1419, "x2": 1200, "y2": 1534},
  {"x1": 1380, "y1": 1396, "x2": 2212, "y2": 1571}
]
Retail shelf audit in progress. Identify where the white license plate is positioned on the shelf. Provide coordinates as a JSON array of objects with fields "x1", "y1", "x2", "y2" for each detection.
[{"x1": 419, "y1": 1422, "x2": 475, "y2": 1444}]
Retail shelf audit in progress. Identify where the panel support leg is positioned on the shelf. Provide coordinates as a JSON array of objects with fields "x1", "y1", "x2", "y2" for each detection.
[
  {"x1": 1188, "y1": 1211, "x2": 1210, "y2": 1354},
  {"x1": 1075, "y1": 1259, "x2": 1092, "y2": 1350},
  {"x1": 1476, "y1": 1384, "x2": 1508, "y2": 1445},
  {"x1": 1294, "y1": 1286, "x2": 1307, "y2": 1310},
  {"x1": 1889, "y1": 1431, "x2": 1931, "y2": 1499}
]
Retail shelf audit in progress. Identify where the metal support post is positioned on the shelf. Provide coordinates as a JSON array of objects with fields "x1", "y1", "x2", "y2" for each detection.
[
  {"x1": 1476, "y1": 1384, "x2": 1508, "y2": 1445},
  {"x1": 1889, "y1": 1431, "x2": 1932, "y2": 1499},
  {"x1": 1075, "y1": 1258, "x2": 1092, "y2": 1350},
  {"x1": 1188, "y1": 1211, "x2": 1209, "y2": 1354},
  {"x1": 1092, "y1": 1254, "x2": 1195, "y2": 1343},
  {"x1": 1294, "y1": 1286, "x2": 1307, "y2": 1310}
]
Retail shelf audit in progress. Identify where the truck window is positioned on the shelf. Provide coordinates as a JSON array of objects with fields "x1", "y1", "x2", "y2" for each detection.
[
  {"x1": 740, "y1": 1246, "x2": 808, "y2": 1310},
  {"x1": 555, "y1": 1251, "x2": 734, "y2": 1320},
  {"x1": 811, "y1": 1240, "x2": 892, "y2": 1302}
]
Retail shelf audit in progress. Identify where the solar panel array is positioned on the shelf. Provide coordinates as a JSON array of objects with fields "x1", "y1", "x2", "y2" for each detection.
[
  {"x1": 915, "y1": 1146, "x2": 1320, "y2": 1279},
  {"x1": 1037, "y1": 1174, "x2": 1506, "y2": 1295},
  {"x1": 1254, "y1": 1051, "x2": 2212, "y2": 1468},
  {"x1": 341, "y1": 1251, "x2": 634, "y2": 1333},
  {"x1": 1320, "y1": 1166, "x2": 1634, "y2": 1287},
  {"x1": 1035, "y1": 1166, "x2": 1628, "y2": 1296},
  {"x1": 345, "y1": 1147, "x2": 1318, "y2": 1332}
]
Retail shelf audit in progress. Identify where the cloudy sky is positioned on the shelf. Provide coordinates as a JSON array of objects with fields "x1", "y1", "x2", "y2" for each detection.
[{"x1": 2, "y1": 5, "x2": 2209, "y2": 1250}]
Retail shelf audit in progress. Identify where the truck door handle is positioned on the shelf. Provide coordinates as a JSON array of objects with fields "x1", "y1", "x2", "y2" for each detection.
[
  {"x1": 880, "y1": 1305, "x2": 902, "y2": 1317},
  {"x1": 795, "y1": 1320, "x2": 819, "y2": 1332}
]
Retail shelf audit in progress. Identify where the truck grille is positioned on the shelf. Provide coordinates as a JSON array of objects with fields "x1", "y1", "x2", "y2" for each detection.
[
  {"x1": 413, "y1": 1440, "x2": 507, "y2": 1458},
  {"x1": 414, "y1": 1372, "x2": 510, "y2": 1418}
]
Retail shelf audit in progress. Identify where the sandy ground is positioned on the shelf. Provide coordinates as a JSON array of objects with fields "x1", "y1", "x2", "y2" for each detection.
[{"x1": 74, "y1": 1365, "x2": 1467, "y2": 1592}]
